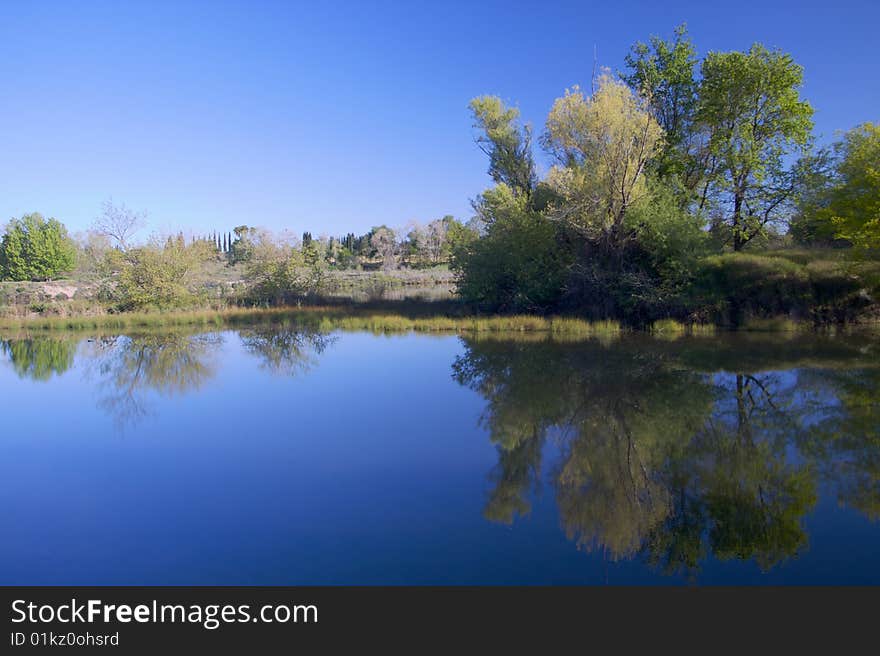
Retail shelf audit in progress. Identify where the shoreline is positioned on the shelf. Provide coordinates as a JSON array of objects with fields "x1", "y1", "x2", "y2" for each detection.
[{"x1": 0, "y1": 303, "x2": 877, "y2": 336}]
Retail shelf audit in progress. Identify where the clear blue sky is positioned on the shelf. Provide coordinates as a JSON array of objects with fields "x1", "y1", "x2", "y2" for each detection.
[{"x1": 1, "y1": 0, "x2": 877, "y2": 238}]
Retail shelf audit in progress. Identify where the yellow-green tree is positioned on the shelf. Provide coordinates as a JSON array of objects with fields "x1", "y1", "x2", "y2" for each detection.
[
  {"x1": 115, "y1": 235, "x2": 214, "y2": 310},
  {"x1": 543, "y1": 73, "x2": 664, "y2": 248}
]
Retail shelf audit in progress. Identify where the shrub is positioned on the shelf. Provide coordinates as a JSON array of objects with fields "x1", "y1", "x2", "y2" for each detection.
[
  {"x1": 451, "y1": 185, "x2": 572, "y2": 313},
  {"x1": 115, "y1": 237, "x2": 213, "y2": 310}
]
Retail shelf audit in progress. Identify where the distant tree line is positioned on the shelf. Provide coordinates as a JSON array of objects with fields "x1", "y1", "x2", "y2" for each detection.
[{"x1": 0, "y1": 197, "x2": 472, "y2": 310}]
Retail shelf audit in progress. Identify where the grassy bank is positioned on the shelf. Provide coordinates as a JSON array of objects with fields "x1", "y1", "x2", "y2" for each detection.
[
  {"x1": 3, "y1": 303, "x2": 874, "y2": 340},
  {"x1": 0, "y1": 304, "x2": 622, "y2": 336}
]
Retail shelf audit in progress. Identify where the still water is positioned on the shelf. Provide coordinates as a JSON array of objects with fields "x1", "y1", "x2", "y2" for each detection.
[{"x1": 1, "y1": 326, "x2": 878, "y2": 584}]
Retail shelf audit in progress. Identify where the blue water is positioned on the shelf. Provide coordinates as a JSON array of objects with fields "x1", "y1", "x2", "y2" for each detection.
[{"x1": 1, "y1": 328, "x2": 878, "y2": 584}]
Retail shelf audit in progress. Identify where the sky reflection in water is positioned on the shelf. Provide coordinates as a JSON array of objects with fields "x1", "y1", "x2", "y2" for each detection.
[{"x1": 0, "y1": 327, "x2": 877, "y2": 584}]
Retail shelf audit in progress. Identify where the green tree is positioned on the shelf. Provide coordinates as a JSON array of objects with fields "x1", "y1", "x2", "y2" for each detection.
[
  {"x1": 229, "y1": 225, "x2": 257, "y2": 264},
  {"x1": 469, "y1": 96, "x2": 536, "y2": 197},
  {"x1": 623, "y1": 24, "x2": 711, "y2": 200},
  {"x1": 243, "y1": 231, "x2": 325, "y2": 304},
  {"x1": 451, "y1": 184, "x2": 571, "y2": 311},
  {"x1": 697, "y1": 44, "x2": 814, "y2": 251},
  {"x1": 0, "y1": 213, "x2": 77, "y2": 281},
  {"x1": 824, "y1": 123, "x2": 880, "y2": 249}
]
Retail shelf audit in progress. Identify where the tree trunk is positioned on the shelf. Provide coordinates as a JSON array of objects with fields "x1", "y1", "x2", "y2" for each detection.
[{"x1": 732, "y1": 190, "x2": 744, "y2": 252}]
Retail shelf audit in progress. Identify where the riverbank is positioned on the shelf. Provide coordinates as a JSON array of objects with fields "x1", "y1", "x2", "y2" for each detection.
[{"x1": 1, "y1": 302, "x2": 877, "y2": 337}]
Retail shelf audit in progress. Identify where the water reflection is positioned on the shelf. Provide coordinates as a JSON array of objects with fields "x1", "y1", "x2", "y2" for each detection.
[
  {"x1": 0, "y1": 326, "x2": 334, "y2": 428},
  {"x1": 454, "y1": 335, "x2": 879, "y2": 578},
  {"x1": 239, "y1": 327, "x2": 336, "y2": 375},
  {"x1": 797, "y1": 367, "x2": 880, "y2": 520},
  {"x1": 84, "y1": 332, "x2": 224, "y2": 427},
  {"x1": 0, "y1": 336, "x2": 76, "y2": 381},
  {"x1": 1, "y1": 326, "x2": 877, "y2": 580}
]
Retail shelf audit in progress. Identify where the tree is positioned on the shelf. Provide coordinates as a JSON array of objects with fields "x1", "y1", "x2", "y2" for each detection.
[
  {"x1": 0, "y1": 213, "x2": 77, "y2": 281},
  {"x1": 623, "y1": 24, "x2": 714, "y2": 204},
  {"x1": 697, "y1": 44, "x2": 814, "y2": 251},
  {"x1": 789, "y1": 147, "x2": 838, "y2": 244},
  {"x1": 242, "y1": 231, "x2": 319, "y2": 304},
  {"x1": 469, "y1": 96, "x2": 536, "y2": 196},
  {"x1": 369, "y1": 226, "x2": 398, "y2": 271},
  {"x1": 424, "y1": 217, "x2": 452, "y2": 265},
  {"x1": 824, "y1": 123, "x2": 880, "y2": 249},
  {"x1": 229, "y1": 225, "x2": 257, "y2": 264},
  {"x1": 543, "y1": 73, "x2": 664, "y2": 250},
  {"x1": 92, "y1": 200, "x2": 145, "y2": 251}
]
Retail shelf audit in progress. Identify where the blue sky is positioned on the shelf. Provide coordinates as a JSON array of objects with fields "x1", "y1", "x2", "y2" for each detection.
[{"x1": 1, "y1": 0, "x2": 877, "y2": 238}]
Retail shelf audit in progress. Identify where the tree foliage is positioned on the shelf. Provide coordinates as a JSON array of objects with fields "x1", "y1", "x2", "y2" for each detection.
[
  {"x1": 469, "y1": 96, "x2": 536, "y2": 196},
  {"x1": 115, "y1": 236, "x2": 214, "y2": 310},
  {"x1": 544, "y1": 74, "x2": 664, "y2": 248},
  {"x1": 622, "y1": 24, "x2": 718, "y2": 207},
  {"x1": 0, "y1": 213, "x2": 77, "y2": 281},
  {"x1": 452, "y1": 184, "x2": 571, "y2": 312},
  {"x1": 697, "y1": 44, "x2": 814, "y2": 250},
  {"x1": 824, "y1": 123, "x2": 880, "y2": 249}
]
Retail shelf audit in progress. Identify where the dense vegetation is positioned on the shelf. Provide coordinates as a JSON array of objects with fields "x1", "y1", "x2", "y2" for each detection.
[
  {"x1": 451, "y1": 26, "x2": 879, "y2": 326},
  {"x1": 1, "y1": 25, "x2": 877, "y2": 328}
]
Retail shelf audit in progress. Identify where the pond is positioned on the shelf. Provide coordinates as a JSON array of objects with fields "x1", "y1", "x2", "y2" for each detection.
[{"x1": 1, "y1": 326, "x2": 878, "y2": 584}]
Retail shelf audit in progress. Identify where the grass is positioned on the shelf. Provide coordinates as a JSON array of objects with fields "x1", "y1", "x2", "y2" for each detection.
[
  {"x1": 3, "y1": 302, "x2": 874, "y2": 341},
  {"x1": 0, "y1": 304, "x2": 624, "y2": 338},
  {"x1": 650, "y1": 319, "x2": 718, "y2": 339},
  {"x1": 740, "y1": 317, "x2": 806, "y2": 333}
]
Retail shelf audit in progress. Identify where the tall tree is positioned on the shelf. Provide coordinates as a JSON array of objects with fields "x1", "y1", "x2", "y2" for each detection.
[
  {"x1": 697, "y1": 44, "x2": 814, "y2": 250},
  {"x1": 623, "y1": 24, "x2": 714, "y2": 204},
  {"x1": 369, "y1": 226, "x2": 397, "y2": 271},
  {"x1": 469, "y1": 96, "x2": 536, "y2": 197}
]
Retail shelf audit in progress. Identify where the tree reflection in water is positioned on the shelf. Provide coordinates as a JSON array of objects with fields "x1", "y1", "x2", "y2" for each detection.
[
  {"x1": 239, "y1": 327, "x2": 336, "y2": 375},
  {"x1": 453, "y1": 334, "x2": 879, "y2": 579},
  {"x1": 84, "y1": 332, "x2": 224, "y2": 428},
  {"x1": 80, "y1": 326, "x2": 335, "y2": 427},
  {"x1": 0, "y1": 335, "x2": 77, "y2": 381},
  {"x1": 2, "y1": 325, "x2": 876, "y2": 578}
]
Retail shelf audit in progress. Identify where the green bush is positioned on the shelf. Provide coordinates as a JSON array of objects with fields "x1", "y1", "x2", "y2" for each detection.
[
  {"x1": 0, "y1": 213, "x2": 77, "y2": 281},
  {"x1": 451, "y1": 185, "x2": 572, "y2": 313},
  {"x1": 115, "y1": 238, "x2": 213, "y2": 310}
]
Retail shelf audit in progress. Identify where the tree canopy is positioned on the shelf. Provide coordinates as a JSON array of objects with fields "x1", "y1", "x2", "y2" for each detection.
[{"x1": 0, "y1": 212, "x2": 77, "y2": 281}]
